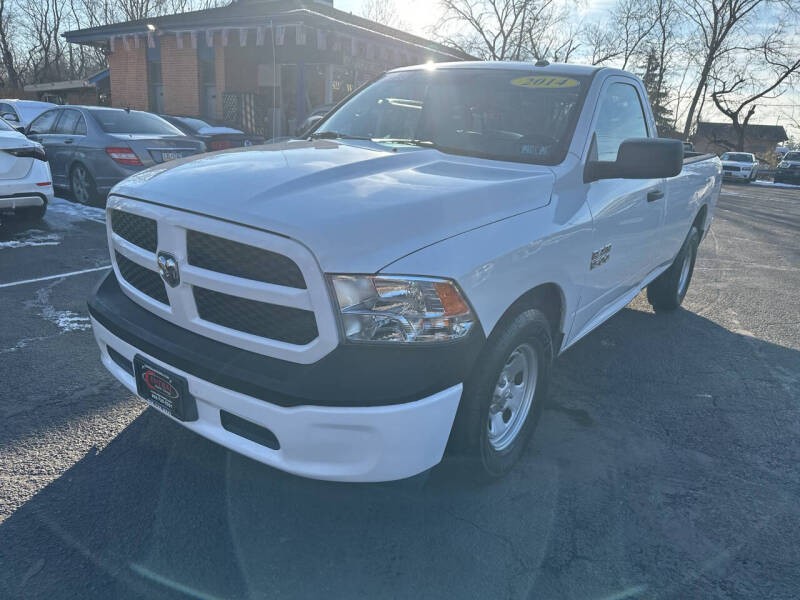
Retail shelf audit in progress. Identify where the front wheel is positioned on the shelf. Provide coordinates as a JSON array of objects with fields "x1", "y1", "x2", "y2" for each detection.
[
  {"x1": 449, "y1": 309, "x2": 553, "y2": 479},
  {"x1": 647, "y1": 226, "x2": 700, "y2": 311}
]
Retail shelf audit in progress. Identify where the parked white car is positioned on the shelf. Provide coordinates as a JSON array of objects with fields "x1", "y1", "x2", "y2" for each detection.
[
  {"x1": 720, "y1": 152, "x2": 758, "y2": 182},
  {"x1": 0, "y1": 117, "x2": 54, "y2": 221},
  {"x1": 0, "y1": 99, "x2": 57, "y2": 130},
  {"x1": 88, "y1": 62, "x2": 721, "y2": 482}
]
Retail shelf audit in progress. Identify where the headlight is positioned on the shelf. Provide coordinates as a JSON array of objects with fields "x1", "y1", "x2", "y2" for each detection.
[
  {"x1": 778, "y1": 162, "x2": 788, "y2": 169},
  {"x1": 330, "y1": 275, "x2": 475, "y2": 343}
]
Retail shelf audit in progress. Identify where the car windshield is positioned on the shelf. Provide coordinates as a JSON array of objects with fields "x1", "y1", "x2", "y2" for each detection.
[
  {"x1": 89, "y1": 109, "x2": 182, "y2": 135},
  {"x1": 16, "y1": 104, "x2": 52, "y2": 122},
  {"x1": 722, "y1": 153, "x2": 753, "y2": 162},
  {"x1": 176, "y1": 117, "x2": 211, "y2": 132},
  {"x1": 314, "y1": 68, "x2": 590, "y2": 165},
  {"x1": 784, "y1": 152, "x2": 800, "y2": 161}
]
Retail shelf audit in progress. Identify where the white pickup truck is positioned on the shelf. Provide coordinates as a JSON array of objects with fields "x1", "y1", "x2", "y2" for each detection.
[{"x1": 88, "y1": 62, "x2": 721, "y2": 482}]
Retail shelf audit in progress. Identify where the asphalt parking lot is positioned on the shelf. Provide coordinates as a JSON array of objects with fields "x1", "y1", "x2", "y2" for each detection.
[{"x1": 1, "y1": 183, "x2": 799, "y2": 600}]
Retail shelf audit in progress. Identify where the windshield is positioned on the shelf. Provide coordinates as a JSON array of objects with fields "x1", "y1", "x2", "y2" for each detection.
[
  {"x1": 784, "y1": 152, "x2": 800, "y2": 161},
  {"x1": 89, "y1": 109, "x2": 182, "y2": 135},
  {"x1": 314, "y1": 69, "x2": 590, "y2": 165},
  {"x1": 721, "y1": 153, "x2": 753, "y2": 162}
]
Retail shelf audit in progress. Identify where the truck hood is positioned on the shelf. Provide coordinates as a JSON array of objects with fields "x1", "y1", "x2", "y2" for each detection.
[{"x1": 112, "y1": 140, "x2": 555, "y2": 272}]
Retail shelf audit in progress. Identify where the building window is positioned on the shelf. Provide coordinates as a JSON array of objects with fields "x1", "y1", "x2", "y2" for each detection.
[{"x1": 147, "y1": 41, "x2": 163, "y2": 113}]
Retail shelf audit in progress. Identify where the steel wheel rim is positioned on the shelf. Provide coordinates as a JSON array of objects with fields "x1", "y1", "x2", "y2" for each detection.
[
  {"x1": 73, "y1": 167, "x2": 89, "y2": 204},
  {"x1": 487, "y1": 343, "x2": 538, "y2": 452},
  {"x1": 678, "y1": 248, "x2": 692, "y2": 296}
]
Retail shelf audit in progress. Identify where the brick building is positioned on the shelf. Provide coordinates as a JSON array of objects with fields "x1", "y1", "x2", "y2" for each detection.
[
  {"x1": 692, "y1": 122, "x2": 789, "y2": 157},
  {"x1": 23, "y1": 70, "x2": 110, "y2": 106},
  {"x1": 64, "y1": 0, "x2": 472, "y2": 138}
]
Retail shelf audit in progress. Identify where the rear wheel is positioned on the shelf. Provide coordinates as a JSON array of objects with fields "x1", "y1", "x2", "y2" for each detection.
[
  {"x1": 449, "y1": 309, "x2": 553, "y2": 479},
  {"x1": 647, "y1": 226, "x2": 700, "y2": 311},
  {"x1": 70, "y1": 163, "x2": 99, "y2": 205}
]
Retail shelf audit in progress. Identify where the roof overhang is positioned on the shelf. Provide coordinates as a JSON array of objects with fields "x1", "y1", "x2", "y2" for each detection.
[{"x1": 63, "y1": 5, "x2": 474, "y2": 62}]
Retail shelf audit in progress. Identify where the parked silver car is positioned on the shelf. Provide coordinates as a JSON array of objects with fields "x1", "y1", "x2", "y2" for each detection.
[
  {"x1": 25, "y1": 106, "x2": 205, "y2": 204},
  {"x1": 0, "y1": 99, "x2": 57, "y2": 130}
]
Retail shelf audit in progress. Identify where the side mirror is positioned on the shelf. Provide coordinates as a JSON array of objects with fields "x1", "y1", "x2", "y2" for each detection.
[
  {"x1": 2, "y1": 112, "x2": 18, "y2": 122},
  {"x1": 585, "y1": 138, "x2": 683, "y2": 182}
]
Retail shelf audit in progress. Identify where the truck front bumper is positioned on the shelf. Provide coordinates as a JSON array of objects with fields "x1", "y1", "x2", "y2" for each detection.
[{"x1": 88, "y1": 273, "x2": 483, "y2": 482}]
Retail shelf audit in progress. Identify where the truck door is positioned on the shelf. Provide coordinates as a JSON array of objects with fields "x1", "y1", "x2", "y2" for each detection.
[{"x1": 571, "y1": 78, "x2": 666, "y2": 339}]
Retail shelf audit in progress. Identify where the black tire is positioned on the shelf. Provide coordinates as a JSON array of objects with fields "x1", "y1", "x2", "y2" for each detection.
[
  {"x1": 448, "y1": 308, "x2": 553, "y2": 479},
  {"x1": 15, "y1": 201, "x2": 47, "y2": 222},
  {"x1": 647, "y1": 226, "x2": 701, "y2": 311},
  {"x1": 70, "y1": 163, "x2": 100, "y2": 205}
]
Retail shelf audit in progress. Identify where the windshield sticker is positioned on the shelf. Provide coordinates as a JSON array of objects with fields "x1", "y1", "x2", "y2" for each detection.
[{"x1": 511, "y1": 76, "x2": 581, "y2": 89}]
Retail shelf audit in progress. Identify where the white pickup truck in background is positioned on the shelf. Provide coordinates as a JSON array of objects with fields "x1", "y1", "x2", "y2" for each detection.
[{"x1": 88, "y1": 62, "x2": 721, "y2": 482}]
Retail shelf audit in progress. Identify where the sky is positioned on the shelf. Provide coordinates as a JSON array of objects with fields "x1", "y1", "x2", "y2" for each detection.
[
  {"x1": 334, "y1": 0, "x2": 616, "y2": 35},
  {"x1": 332, "y1": 0, "x2": 797, "y2": 140}
]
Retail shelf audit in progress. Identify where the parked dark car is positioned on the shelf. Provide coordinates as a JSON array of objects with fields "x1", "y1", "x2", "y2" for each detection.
[
  {"x1": 774, "y1": 151, "x2": 800, "y2": 185},
  {"x1": 25, "y1": 106, "x2": 205, "y2": 204},
  {"x1": 159, "y1": 115, "x2": 264, "y2": 150}
]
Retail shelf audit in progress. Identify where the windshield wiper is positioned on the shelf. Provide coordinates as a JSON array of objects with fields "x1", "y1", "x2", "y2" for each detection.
[
  {"x1": 309, "y1": 131, "x2": 371, "y2": 141},
  {"x1": 372, "y1": 138, "x2": 438, "y2": 149}
]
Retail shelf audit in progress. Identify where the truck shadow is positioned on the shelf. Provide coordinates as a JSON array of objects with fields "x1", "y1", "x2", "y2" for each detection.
[{"x1": 1, "y1": 306, "x2": 799, "y2": 599}]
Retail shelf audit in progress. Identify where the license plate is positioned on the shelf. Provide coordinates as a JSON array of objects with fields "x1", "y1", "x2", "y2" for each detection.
[
  {"x1": 134, "y1": 356, "x2": 197, "y2": 421},
  {"x1": 161, "y1": 151, "x2": 182, "y2": 162}
]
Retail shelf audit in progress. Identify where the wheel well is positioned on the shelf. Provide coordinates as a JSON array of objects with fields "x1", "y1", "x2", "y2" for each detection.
[
  {"x1": 693, "y1": 204, "x2": 708, "y2": 232},
  {"x1": 494, "y1": 283, "x2": 565, "y2": 347}
]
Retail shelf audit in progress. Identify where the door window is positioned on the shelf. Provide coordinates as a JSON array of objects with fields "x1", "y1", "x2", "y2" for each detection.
[
  {"x1": 54, "y1": 109, "x2": 81, "y2": 134},
  {"x1": 593, "y1": 82, "x2": 649, "y2": 161},
  {"x1": 28, "y1": 109, "x2": 60, "y2": 134},
  {"x1": 74, "y1": 115, "x2": 87, "y2": 136}
]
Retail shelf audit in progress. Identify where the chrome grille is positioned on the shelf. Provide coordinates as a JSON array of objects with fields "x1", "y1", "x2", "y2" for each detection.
[
  {"x1": 187, "y1": 230, "x2": 306, "y2": 288},
  {"x1": 115, "y1": 251, "x2": 169, "y2": 305},
  {"x1": 106, "y1": 196, "x2": 339, "y2": 364},
  {"x1": 194, "y1": 287, "x2": 318, "y2": 344},
  {"x1": 110, "y1": 209, "x2": 157, "y2": 252}
]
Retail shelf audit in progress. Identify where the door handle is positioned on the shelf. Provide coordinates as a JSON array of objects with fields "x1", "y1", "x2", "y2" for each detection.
[
  {"x1": 647, "y1": 190, "x2": 664, "y2": 202},
  {"x1": 64, "y1": 139, "x2": 74, "y2": 144}
]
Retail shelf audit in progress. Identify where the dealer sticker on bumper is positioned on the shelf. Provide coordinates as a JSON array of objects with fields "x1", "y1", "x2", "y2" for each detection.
[{"x1": 134, "y1": 356, "x2": 198, "y2": 422}]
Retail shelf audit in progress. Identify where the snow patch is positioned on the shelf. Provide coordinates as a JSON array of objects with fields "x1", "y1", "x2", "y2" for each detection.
[
  {"x1": 751, "y1": 180, "x2": 800, "y2": 190},
  {"x1": 47, "y1": 197, "x2": 106, "y2": 224},
  {"x1": 28, "y1": 279, "x2": 92, "y2": 333},
  {"x1": 0, "y1": 230, "x2": 61, "y2": 249}
]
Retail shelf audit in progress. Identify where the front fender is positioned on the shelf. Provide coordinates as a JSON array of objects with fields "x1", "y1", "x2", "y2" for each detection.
[{"x1": 381, "y1": 202, "x2": 593, "y2": 341}]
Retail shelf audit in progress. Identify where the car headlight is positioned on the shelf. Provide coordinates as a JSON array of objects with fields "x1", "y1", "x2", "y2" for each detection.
[
  {"x1": 778, "y1": 162, "x2": 788, "y2": 169},
  {"x1": 330, "y1": 275, "x2": 475, "y2": 343}
]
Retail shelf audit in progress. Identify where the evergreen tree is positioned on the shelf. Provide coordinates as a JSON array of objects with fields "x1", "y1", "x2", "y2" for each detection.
[{"x1": 640, "y1": 47, "x2": 674, "y2": 137}]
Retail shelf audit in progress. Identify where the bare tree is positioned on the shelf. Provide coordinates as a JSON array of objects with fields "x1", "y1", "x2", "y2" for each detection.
[
  {"x1": 524, "y1": 0, "x2": 581, "y2": 62},
  {"x1": 436, "y1": 0, "x2": 533, "y2": 60},
  {"x1": 583, "y1": 0, "x2": 659, "y2": 69},
  {"x1": 0, "y1": 0, "x2": 23, "y2": 88},
  {"x1": 678, "y1": 0, "x2": 779, "y2": 140},
  {"x1": 361, "y1": 0, "x2": 403, "y2": 27},
  {"x1": 710, "y1": 27, "x2": 800, "y2": 150}
]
